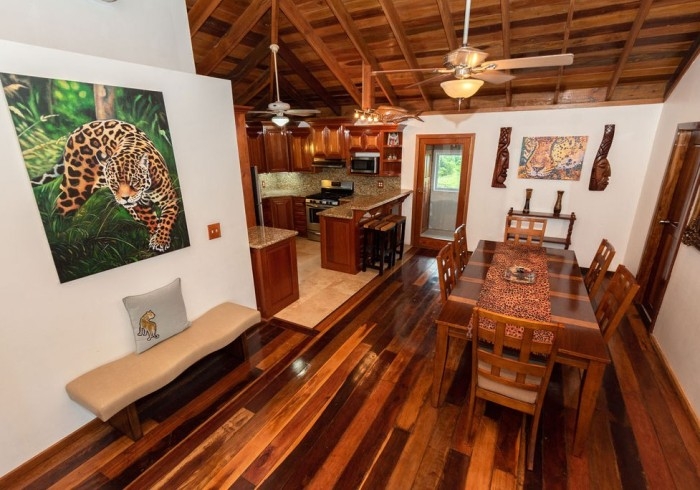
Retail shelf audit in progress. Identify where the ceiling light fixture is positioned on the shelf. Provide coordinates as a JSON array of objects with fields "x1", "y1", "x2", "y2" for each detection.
[
  {"x1": 353, "y1": 108, "x2": 381, "y2": 124},
  {"x1": 440, "y1": 78, "x2": 484, "y2": 99},
  {"x1": 271, "y1": 114, "x2": 289, "y2": 127}
]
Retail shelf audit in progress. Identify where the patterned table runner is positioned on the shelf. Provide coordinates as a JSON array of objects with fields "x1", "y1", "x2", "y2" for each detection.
[{"x1": 474, "y1": 242, "x2": 553, "y2": 343}]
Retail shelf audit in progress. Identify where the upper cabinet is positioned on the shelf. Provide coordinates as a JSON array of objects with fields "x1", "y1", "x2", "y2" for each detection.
[
  {"x1": 246, "y1": 126, "x2": 267, "y2": 172},
  {"x1": 380, "y1": 130, "x2": 402, "y2": 176},
  {"x1": 263, "y1": 126, "x2": 291, "y2": 172},
  {"x1": 310, "y1": 122, "x2": 346, "y2": 159},
  {"x1": 287, "y1": 127, "x2": 315, "y2": 172},
  {"x1": 346, "y1": 127, "x2": 381, "y2": 153}
]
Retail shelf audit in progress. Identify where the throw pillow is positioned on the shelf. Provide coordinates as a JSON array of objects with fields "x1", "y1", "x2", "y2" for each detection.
[{"x1": 123, "y1": 278, "x2": 191, "y2": 354}]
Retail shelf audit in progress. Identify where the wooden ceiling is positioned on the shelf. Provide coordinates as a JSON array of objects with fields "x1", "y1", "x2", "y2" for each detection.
[{"x1": 187, "y1": 0, "x2": 700, "y2": 118}]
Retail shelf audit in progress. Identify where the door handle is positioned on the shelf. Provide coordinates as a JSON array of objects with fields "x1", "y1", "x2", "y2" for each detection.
[{"x1": 659, "y1": 220, "x2": 678, "y2": 226}]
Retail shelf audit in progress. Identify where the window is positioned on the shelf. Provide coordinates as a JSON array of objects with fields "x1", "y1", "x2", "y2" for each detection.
[{"x1": 434, "y1": 152, "x2": 462, "y2": 191}]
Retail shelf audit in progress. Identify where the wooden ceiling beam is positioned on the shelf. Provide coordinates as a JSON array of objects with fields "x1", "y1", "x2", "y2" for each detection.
[
  {"x1": 500, "y1": 0, "x2": 512, "y2": 107},
  {"x1": 553, "y1": 0, "x2": 576, "y2": 105},
  {"x1": 435, "y1": 0, "x2": 459, "y2": 51},
  {"x1": 279, "y1": 0, "x2": 363, "y2": 107},
  {"x1": 227, "y1": 35, "x2": 271, "y2": 82},
  {"x1": 187, "y1": 0, "x2": 225, "y2": 37},
  {"x1": 664, "y1": 33, "x2": 700, "y2": 99},
  {"x1": 324, "y1": 0, "x2": 399, "y2": 107},
  {"x1": 377, "y1": 0, "x2": 433, "y2": 110},
  {"x1": 606, "y1": 0, "x2": 654, "y2": 101},
  {"x1": 235, "y1": 69, "x2": 270, "y2": 106},
  {"x1": 198, "y1": 0, "x2": 271, "y2": 75},
  {"x1": 277, "y1": 40, "x2": 342, "y2": 115}
]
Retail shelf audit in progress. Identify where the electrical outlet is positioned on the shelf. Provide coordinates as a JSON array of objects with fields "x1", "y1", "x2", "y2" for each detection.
[
  {"x1": 261, "y1": 180, "x2": 266, "y2": 188},
  {"x1": 377, "y1": 180, "x2": 384, "y2": 188},
  {"x1": 208, "y1": 223, "x2": 221, "y2": 240}
]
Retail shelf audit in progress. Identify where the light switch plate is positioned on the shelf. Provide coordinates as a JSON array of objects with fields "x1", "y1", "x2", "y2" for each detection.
[{"x1": 208, "y1": 223, "x2": 221, "y2": 239}]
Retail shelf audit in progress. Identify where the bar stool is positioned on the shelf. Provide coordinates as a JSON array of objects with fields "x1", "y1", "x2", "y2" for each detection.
[
  {"x1": 383, "y1": 214, "x2": 406, "y2": 263},
  {"x1": 362, "y1": 218, "x2": 396, "y2": 275}
]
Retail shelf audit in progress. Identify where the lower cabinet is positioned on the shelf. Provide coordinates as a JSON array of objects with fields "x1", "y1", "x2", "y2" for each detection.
[
  {"x1": 250, "y1": 236, "x2": 299, "y2": 318},
  {"x1": 320, "y1": 215, "x2": 360, "y2": 274},
  {"x1": 292, "y1": 196, "x2": 307, "y2": 237},
  {"x1": 262, "y1": 196, "x2": 295, "y2": 230}
]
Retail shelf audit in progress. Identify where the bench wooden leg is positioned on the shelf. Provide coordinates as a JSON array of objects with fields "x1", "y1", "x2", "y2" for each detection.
[{"x1": 108, "y1": 403, "x2": 143, "y2": 441}]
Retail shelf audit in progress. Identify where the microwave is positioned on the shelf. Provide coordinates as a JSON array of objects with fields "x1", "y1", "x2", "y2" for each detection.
[{"x1": 350, "y1": 152, "x2": 380, "y2": 174}]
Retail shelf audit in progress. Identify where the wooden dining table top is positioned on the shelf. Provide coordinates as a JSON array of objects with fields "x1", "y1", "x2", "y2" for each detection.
[{"x1": 441, "y1": 239, "x2": 610, "y2": 365}]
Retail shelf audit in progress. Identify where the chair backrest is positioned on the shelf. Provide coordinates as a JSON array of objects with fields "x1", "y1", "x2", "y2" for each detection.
[
  {"x1": 470, "y1": 307, "x2": 563, "y2": 414},
  {"x1": 504, "y1": 216, "x2": 547, "y2": 246},
  {"x1": 436, "y1": 242, "x2": 457, "y2": 302},
  {"x1": 453, "y1": 224, "x2": 469, "y2": 276},
  {"x1": 584, "y1": 238, "x2": 616, "y2": 301},
  {"x1": 595, "y1": 264, "x2": 640, "y2": 343}
]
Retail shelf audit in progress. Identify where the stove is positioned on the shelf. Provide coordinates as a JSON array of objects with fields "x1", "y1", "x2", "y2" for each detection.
[{"x1": 305, "y1": 180, "x2": 354, "y2": 241}]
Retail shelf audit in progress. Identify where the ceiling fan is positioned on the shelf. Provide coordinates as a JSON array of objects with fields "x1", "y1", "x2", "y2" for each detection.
[
  {"x1": 372, "y1": 0, "x2": 573, "y2": 99},
  {"x1": 248, "y1": 44, "x2": 320, "y2": 126}
]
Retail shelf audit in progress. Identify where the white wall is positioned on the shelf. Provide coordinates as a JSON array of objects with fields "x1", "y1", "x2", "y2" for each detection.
[
  {"x1": 0, "y1": 38, "x2": 255, "y2": 484},
  {"x1": 399, "y1": 104, "x2": 662, "y2": 268},
  {"x1": 628, "y1": 56, "x2": 700, "y2": 414},
  {"x1": 0, "y1": 0, "x2": 195, "y2": 74}
]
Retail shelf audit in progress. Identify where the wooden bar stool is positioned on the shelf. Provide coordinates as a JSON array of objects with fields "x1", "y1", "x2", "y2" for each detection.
[
  {"x1": 362, "y1": 218, "x2": 396, "y2": 275},
  {"x1": 383, "y1": 214, "x2": 406, "y2": 263}
]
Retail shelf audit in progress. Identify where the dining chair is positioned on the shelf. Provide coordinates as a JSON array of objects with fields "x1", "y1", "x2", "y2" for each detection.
[
  {"x1": 465, "y1": 306, "x2": 564, "y2": 471},
  {"x1": 504, "y1": 215, "x2": 547, "y2": 246},
  {"x1": 595, "y1": 264, "x2": 640, "y2": 343},
  {"x1": 584, "y1": 238, "x2": 616, "y2": 303},
  {"x1": 453, "y1": 224, "x2": 469, "y2": 277},
  {"x1": 436, "y1": 242, "x2": 457, "y2": 303}
]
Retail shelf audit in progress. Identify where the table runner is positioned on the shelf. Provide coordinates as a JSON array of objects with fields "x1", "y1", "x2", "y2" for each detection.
[{"x1": 474, "y1": 242, "x2": 554, "y2": 343}]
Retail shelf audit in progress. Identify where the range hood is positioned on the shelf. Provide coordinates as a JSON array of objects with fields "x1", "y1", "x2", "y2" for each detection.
[{"x1": 312, "y1": 158, "x2": 345, "y2": 168}]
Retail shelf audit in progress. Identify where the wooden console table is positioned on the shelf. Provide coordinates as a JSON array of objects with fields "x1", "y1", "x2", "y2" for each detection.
[{"x1": 508, "y1": 207, "x2": 576, "y2": 249}]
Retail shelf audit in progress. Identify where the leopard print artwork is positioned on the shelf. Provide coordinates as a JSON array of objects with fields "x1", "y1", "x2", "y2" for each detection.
[
  {"x1": 31, "y1": 119, "x2": 179, "y2": 252},
  {"x1": 474, "y1": 243, "x2": 554, "y2": 344},
  {"x1": 519, "y1": 136, "x2": 587, "y2": 180}
]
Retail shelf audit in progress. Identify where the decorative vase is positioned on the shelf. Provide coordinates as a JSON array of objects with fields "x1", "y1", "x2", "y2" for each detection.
[
  {"x1": 523, "y1": 188, "x2": 532, "y2": 214},
  {"x1": 553, "y1": 190, "x2": 564, "y2": 216}
]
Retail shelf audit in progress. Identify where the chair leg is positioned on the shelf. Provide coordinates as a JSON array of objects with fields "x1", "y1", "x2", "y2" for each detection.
[{"x1": 527, "y1": 412, "x2": 540, "y2": 471}]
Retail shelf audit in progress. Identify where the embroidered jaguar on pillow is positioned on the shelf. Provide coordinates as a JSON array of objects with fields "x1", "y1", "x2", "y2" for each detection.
[{"x1": 31, "y1": 119, "x2": 179, "y2": 252}]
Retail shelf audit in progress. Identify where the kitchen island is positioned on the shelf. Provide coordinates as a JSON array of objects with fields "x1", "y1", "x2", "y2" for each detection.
[
  {"x1": 248, "y1": 226, "x2": 299, "y2": 319},
  {"x1": 319, "y1": 190, "x2": 412, "y2": 274}
]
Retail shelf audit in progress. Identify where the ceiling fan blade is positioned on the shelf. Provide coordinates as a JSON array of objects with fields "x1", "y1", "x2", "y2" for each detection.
[
  {"x1": 406, "y1": 72, "x2": 454, "y2": 88},
  {"x1": 371, "y1": 68, "x2": 450, "y2": 75},
  {"x1": 285, "y1": 108, "x2": 321, "y2": 116},
  {"x1": 472, "y1": 71, "x2": 516, "y2": 84},
  {"x1": 247, "y1": 110, "x2": 276, "y2": 114},
  {"x1": 483, "y1": 53, "x2": 574, "y2": 71}
]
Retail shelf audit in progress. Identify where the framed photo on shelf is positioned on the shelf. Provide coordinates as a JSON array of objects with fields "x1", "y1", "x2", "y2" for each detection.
[{"x1": 387, "y1": 132, "x2": 399, "y2": 146}]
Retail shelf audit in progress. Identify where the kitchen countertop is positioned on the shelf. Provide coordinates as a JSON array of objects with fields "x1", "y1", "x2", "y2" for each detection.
[
  {"x1": 248, "y1": 226, "x2": 298, "y2": 249},
  {"x1": 319, "y1": 189, "x2": 413, "y2": 219}
]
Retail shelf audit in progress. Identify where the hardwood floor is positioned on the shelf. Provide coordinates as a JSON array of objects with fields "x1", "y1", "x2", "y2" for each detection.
[{"x1": 2, "y1": 249, "x2": 699, "y2": 489}]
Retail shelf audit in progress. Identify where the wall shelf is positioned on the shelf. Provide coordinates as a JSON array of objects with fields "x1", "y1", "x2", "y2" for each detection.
[{"x1": 508, "y1": 207, "x2": 576, "y2": 249}]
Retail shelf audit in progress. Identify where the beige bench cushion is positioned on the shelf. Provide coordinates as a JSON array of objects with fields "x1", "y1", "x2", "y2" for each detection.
[{"x1": 66, "y1": 302, "x2": 261, "y2": 421}]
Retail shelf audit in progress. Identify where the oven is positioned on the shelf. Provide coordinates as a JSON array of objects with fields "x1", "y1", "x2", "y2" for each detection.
[{"x1": 306, "y1": 202, "x2": 333, "y2": 241}]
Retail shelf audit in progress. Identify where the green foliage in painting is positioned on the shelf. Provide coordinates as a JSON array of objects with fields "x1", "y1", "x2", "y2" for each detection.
[{"x1": 0, "y1": 73, "x2": 189, "y2": 283}]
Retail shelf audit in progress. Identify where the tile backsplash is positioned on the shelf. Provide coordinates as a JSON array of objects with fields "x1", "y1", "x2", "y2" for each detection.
[{"x1": 259, "y1": 168, "x2": 401, "y2": 197}]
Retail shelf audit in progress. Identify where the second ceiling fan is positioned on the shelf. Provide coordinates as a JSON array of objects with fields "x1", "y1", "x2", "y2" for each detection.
[{"x1": 373, "y1": 0, "x2": 574, "y2": 98}]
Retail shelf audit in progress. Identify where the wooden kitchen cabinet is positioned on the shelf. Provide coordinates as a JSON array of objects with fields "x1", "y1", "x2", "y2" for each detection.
[
  {"x1": 320, "y1": 215, "x2": 359, "y2": 274},
  {"x1": 292, "y1": 196, "x2": 308, "y2": 237},
  {"x1": 262, "y1": 196, "x2": 295, "y2": 230},
  {"x1": 380, "y1": 129, "x2": 402, "y2": 176},
  {"x1": 246, "y1": 126, "x2": 267, "y2": 172},
  {"x1": 287, "y1": 127, "x2": 315, "y2": 172},
  {"x1": 250, "y1": 233, "x2": 299, "y2": 319},
  {"x1": 311, "y1": 122, "x2": 346, "y2": 159},
  {"x1": 346, "y1": 127, "x2": 381, "y2": 153},
  {"x1": 263, "y1": 126, "x2": 291, "y2": 172}
]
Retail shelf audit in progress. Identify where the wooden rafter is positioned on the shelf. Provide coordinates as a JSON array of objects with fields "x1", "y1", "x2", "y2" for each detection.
[
  {"x1": 553, "y1": 0, "x2": 576, "y2": 105},
  {"x1": 500, "y1": 0, "x2": 512, "y2": 107},
  {"x1": 198, "y1": 0, "x2": 272, "y2": 75},
  {"x1": 227, "y1": 34, "x2": 271, "y2": 82},
  {"x1": 324, "y1": 0, "x2": 399, "y2": 107},
  {"x1": 606, "y1": 0, "x2": 654, "y2": 101},
  {"x1": 187, "y1": 0, "x2": 225, "y2": 37},
  {"x1": 435, "y1": 0, "x2": 459, "y2": 52},
  {"x1": 377, "y1": 0, "x2": 433, "y2": 110},
  {"x1": 279, "y1": 0, "x2": 362, "y2": 107},
  {"x1": 277, "y1": 40, "x2": 342, "y2": 115}
]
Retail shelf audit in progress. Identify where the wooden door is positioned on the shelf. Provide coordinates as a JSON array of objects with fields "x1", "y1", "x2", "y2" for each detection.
[
  {"x1": 411, "y1": 134, "x2": 475, "y2": 250},
  {"x1": 636, "y1": 124, "x2": 700, "y2": 330}
]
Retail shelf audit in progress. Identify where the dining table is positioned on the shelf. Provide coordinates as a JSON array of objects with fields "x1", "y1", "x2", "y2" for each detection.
[{"x1": 432, "y1": 239, "x2": 610, "y2": 457}]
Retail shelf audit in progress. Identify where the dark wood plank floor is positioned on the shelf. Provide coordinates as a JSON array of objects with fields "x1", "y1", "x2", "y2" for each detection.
[{"x1": 2, "y1": 249, "x2": 699, "y2": 489}]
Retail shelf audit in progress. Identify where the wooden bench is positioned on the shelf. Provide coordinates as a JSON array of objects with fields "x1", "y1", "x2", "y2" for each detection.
[{"x1": 65, "y1": 302, "x2": 261, "y2": 440}]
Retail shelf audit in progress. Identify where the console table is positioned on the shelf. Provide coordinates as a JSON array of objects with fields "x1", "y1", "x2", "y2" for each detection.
[{"x1": 508, "y1": 207, "x2": 576, "y2": 249}]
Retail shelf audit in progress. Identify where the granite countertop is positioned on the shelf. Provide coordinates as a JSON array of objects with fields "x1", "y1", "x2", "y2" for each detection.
[
  {"x1": 319, "y1": 189, "x2": 413, "y2": 219},
  {"x1": 260, "y1": 190, "x2": 307, "y2": 198},
  {"x1": 248, "y1": 226, "x2": 298, "y2": 249}
]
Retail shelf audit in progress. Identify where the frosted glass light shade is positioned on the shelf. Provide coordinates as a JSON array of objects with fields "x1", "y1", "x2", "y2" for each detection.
[
  {"x1": 271, "y1": 114, "x2": 289, "y2": 127},
  {"x1": 440, "y1": 79, "x2": 484, "y2": 98}
]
